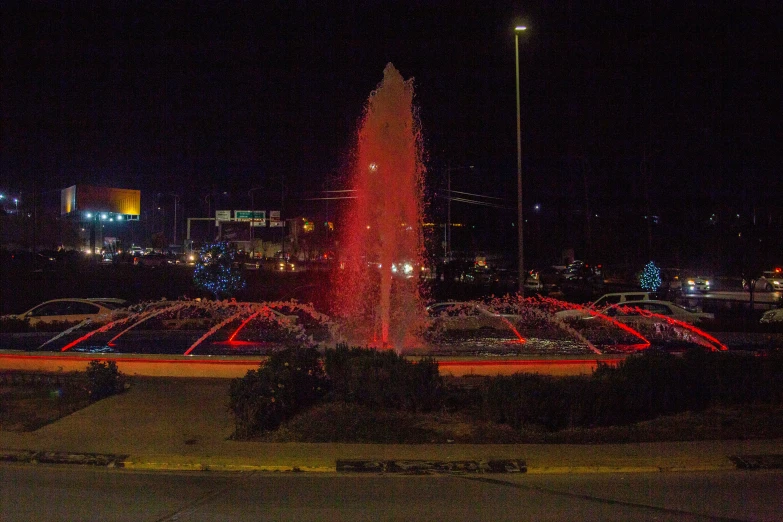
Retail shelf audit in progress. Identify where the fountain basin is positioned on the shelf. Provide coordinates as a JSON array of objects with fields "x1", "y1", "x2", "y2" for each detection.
[{"x1": 0, "y1": 350, "x2": 624, "y2": 378}]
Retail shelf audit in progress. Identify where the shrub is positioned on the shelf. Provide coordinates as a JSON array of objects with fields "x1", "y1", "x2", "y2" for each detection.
[
  {"x1": 323, "y1": 345, "x2": 445, "y2": 413},
  {"x1": 85, "y1": 360, "x2": 125, "y2": 401},
  {"x1": 480, "y1": 373, "x2": 600, "y2": 431},
  {"x1": 229, "y1": 347, "x2": 328, "y2": 438},
  {"x1": 479, "y1": 347, "x2": 783, "y2": 432}
]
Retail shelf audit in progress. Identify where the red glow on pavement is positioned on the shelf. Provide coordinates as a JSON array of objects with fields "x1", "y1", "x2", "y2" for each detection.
[{"x1": 436, "y1": 358, "x2": 624, "y2": 367}]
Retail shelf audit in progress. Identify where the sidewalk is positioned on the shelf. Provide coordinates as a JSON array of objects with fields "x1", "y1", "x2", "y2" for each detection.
[{"x1": 2, "y1": 377, "x2": 781, "y2": 473}]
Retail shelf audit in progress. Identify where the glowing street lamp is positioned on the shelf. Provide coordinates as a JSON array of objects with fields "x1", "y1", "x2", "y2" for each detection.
[{"x1": 514, "y1": 24, "x2": 527, "y2": 295}]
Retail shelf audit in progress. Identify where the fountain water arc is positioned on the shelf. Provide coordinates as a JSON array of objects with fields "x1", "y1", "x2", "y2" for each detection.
[{"x1": 334, "y1": 63, "x2": 426, "y2": 352}]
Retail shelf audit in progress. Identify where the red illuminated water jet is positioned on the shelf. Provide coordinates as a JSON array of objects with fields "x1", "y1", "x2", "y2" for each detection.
[
  {"x1": 540, "y1": 297, "x2": 651, "y2": 350},
  {"x1": 334, "y1": 64, "x2": 426, "y2": 350},
  {"x1": 619, "y1": 306, "x2": 728, "y2": 351}
]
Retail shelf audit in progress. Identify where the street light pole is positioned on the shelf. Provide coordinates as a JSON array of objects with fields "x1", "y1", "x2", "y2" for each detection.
[
  {"x1": 248, "y1": 187, "x2": 264, "y2": 257},
  {"x1": 170, "y1": 194, "x2": 180, "y2": 246},
  {"x1": 515, "y1": 25, "x2": 527, "y2": 296}
]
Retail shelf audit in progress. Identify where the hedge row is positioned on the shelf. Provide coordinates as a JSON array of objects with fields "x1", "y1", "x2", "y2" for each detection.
[
  {"x1": 229, "y1": 346, "x2": 783, "y2": 438},
  {"x1": 481, "y1": 349, "x2": 783, "y2": 431}
]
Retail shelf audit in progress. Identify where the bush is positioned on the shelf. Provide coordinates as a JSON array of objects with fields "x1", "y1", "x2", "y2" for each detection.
[
  {"x1": 480, "y1": 373, "x2": 600, "y2": 431},
  {"x1": 229, "y1": 347, "x2": 328, "y2": 438},
  {"x1": 323, "y1": 345, "x2": 445, "y2": 413},
  {"x1": 85, "y1": 360, "x2": 125, "y2": 401},
  {"x1": 479, "y1": 348, "x2": 783, "y2": 432}
]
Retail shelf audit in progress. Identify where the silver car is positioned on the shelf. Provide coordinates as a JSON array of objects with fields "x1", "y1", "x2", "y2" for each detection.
[
  {"x1": 600, "y1": 300, "x2": 714, "y2": 325},
  {"x1": 4, "y1": 298, "x2": 127, "y2": 326},
  {"x1": 749, "y1": 270, "x2": 783, "y2": 292}
]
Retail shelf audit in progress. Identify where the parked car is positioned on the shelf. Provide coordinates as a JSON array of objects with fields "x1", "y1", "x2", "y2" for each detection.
[
  {"x1": 134, "y1": 253, "x2": 174, "y2": 267},
  {"x1": 426, "y1": 302, "x2": 522, "y2": 331},
  {"x1": 760, "y1": 308, "x2": 783, "y2": 324},
  {"x1": 566, "y1": 299, "x2": 713, "y2": 326},
  {"x1": 555, "y1": 292, "x2": 652, "y2": 321},
  {"x1": 3, "y1": 298, "x2": 127, "y2": 326}
]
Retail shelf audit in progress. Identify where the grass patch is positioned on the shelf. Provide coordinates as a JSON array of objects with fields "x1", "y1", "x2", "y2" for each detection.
[
  {"x1": 0, "y1": 379, "x2": 91, "y2": 432},
  {"x1": 1, "y1": 366, "x2": 126, "y2": 432}
]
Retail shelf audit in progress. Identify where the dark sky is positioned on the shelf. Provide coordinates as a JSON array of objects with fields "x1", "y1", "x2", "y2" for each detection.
[{"x1": 2, "y1": 1, "x2": 781, "y2": 226}]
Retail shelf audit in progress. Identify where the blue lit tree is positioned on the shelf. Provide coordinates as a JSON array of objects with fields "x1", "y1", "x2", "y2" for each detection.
[
  {"x1": 639, "y1": 261, "x2": 662, "y2": 292},
  {"x1": 193, "y1": 242, "x2": 246, "y2": 299}
]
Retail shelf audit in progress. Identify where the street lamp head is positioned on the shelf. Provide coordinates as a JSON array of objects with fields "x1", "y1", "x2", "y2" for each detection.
[{"x1": 515, "y1": 25, "x2": 527, "y2": 32}]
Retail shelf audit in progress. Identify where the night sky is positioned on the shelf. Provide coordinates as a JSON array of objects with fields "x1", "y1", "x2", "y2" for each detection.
[{"x1": 2, "y1": 1, "x2": 781, "y2": 268}]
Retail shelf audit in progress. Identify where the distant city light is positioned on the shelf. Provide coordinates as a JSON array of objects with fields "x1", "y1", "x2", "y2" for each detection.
[{"x1": 85, "y1": 212, "x2": 93, "y2": 218}]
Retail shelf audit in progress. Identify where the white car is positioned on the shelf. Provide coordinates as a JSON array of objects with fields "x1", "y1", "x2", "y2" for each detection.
[
  {"x1": 746, "y1": 270, "x2": 783, "y2": 292},
  {"x1": 682, "y1": 276, "x2": 711, "y2": 294},
  {"x1": 760, "y1": 308, "x2": 783, "y2": 324},
  {"x1": 5, "y1": 298, "x2": 127, "y2": 326},
  {"x1": 554, "y1": 292, "x2": 652, "y2": 321},
  {"x1": 588, "y1": 300, "x2": 713, "y2": 325},
  {"x1": 426, "y1": 302, "x2": 522, "y2": 331}
]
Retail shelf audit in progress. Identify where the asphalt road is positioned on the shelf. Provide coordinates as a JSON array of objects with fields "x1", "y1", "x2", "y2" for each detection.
[{"x1": 2, "y1": 465, "x2": 781, "y2": 521}]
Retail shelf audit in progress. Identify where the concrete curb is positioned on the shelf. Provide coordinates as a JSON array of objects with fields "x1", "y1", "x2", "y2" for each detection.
[
  {"x1": 526, "y1": 464, "x2": 737, "y2": 474},
  {"x1": 336, "y1": 459, "x2": 527, "y2": 474},
  {"x1": 121, "y1": 461, "x2": 336, "y2": 473},
  {"x1": 1, "y1": 449, "x2": 128, "y2": 467},
  {"x1": 1, "y1": 448, "x2": 750, "y2": 474}
]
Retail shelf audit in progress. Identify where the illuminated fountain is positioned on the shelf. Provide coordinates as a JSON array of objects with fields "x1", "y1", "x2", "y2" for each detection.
[
  {"x1": 334, "y1": 63, "x2": 426, "y2": 350},
  {"x1": 9, "y1": 293, "x2": 730, "y2": 359},
  {"x1": 51, "y1": 299, "x2": 332, "y2": 356},
  {"x1": 1, "y1": 67, "x2": 734, "y2": 362}
]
